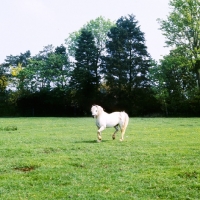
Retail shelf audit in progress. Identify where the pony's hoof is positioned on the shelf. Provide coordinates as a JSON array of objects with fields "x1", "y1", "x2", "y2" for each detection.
[
  {"x1": 120, "y1": 139, "x2": 123, "y2": 142},
  {"x1": 97, "y1": 140, "x2": 101, "y2": 143},
  {"x1": 112, "y1": 136, "x2": 115, "y2": 140}
]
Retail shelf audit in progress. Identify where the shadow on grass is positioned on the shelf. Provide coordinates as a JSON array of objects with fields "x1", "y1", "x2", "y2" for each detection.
[{"x1": 74, "y1": 140, "x2": 110, "y2": 144}]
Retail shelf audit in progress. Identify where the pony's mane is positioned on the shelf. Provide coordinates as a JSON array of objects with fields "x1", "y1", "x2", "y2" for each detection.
[{"x1": 92, "y1": 104, "x2": 105, "y2": 111}]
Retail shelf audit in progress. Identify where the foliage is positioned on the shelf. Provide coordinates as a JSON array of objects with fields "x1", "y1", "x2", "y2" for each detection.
[
  {"x1": 14, "y1": 45, "x2": 70, "y2": 92},
  {"x1": 3, "y1": 51, "x2": 31, "y2": 92},
  {"x1": 158, "y1": 0, "x2": 200, "y2": 87},
  {"x1": 4, "y1": 50, "x2": 31, "y2": 67},
  {"x1": 102, "y1": 14, "x2": 155, "y2": 115},
  {"x1": 10, "y1": 63, "x2": 23, "y2": 77},
  {"x1": 0, "y1": 62, "x2": 9, "y2": 92},
  {"x1": 65, "y1": 16, "x2": 114, "y2": 58},
  {"x1": 150, "y1": 50, "x2": 197, "y2": 115},
  {"x1": 0, "y1": 75, "x2": 8, "y2": 92},
  {"x1": 0, "y1": 117, "x2": 200, "y2": 199},
  {"x1": 84, "y1": 16, "x2": 115, "y2": 56},
  {"x1": 1, "y1": 12, "x2": 200, "y2": 116},
  {"x1": 13, "y1": 45, "x2": 71, "y2": 116},
  {"x1": 69, "y1": 29, "x2": 100, "y2": 111}
]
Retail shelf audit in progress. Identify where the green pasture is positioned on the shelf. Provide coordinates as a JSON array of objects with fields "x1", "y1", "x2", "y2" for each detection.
[{"x1": 0, "y1": 117, "x2": 200, "y2": 199}]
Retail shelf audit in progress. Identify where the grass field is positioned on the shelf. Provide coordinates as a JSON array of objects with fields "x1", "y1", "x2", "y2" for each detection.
[{"x1": 0, "y1": 117, "x2": 200, "y2": 200}]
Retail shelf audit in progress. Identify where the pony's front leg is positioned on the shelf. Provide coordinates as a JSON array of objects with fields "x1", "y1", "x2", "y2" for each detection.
[
  {"x1": 97, "y1": 131, "x2": 102, "y2": 142},
  {"x1": 112, "y1": 125, "x2": 119, "y2": 140},
  {"x1": 97, "y1": 126, "x2": 105, "y2": 142}
]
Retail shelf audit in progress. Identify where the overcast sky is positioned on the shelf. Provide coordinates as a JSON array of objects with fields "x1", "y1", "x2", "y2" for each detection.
[{"x1": 0, "y1": 0, "x2": 171, "y2": 64}]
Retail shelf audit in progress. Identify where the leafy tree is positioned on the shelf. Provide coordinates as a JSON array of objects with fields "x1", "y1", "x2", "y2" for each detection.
[
  {"x1": 14, "y1": 45, "x2": 71, "y2": 116},
  {"x1": 83, "y1": 16, "x2": 114, "y2": 56},
  {"x1": 103, "y1": 14, "x2": 153, "y2": 115},
  {"x1": 45, "y1": 45, "x2": 70, "y2": 90},
  {"x1": 66, "y1": 17, "x2": 114, "y2": 92},
  {"x1": 150, "y1": 49, "x2": 196, "y2": 115},
  {"x1": 0, "y1": 64, "x2": 8, "y2": 92},
  {"x1": 0, "y1": 64, "x2": 9, "y2": 116},
  {"x1": 70, "y1": 29, "x2": 99, "y2": 111},
  {"x1": 0, "y1": 75, "x2": 7, "y2": 92},
  {"x1": 23, "y1": 45, "x2": 70, "y2": 92},
  {"x1": 2, "y1": 51, "x2": 31, "y2": 90},
  {"x1": 158, "y1": 0, "x2": 200, "y2": 88},
  {"x1": 0, "y1": 51, "x2": 31, "y2": 116},
  {"x1": 66, "y1": 16, "x2": 114, "y2": 57},
  {"x1": 4, "y1": 51, "x2": 31, "y2": 68}
]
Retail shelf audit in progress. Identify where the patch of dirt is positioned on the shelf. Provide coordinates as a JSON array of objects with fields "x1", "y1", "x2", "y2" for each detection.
[{"x1": 14, "y1": 166, "x2": 36, "y2": 172}]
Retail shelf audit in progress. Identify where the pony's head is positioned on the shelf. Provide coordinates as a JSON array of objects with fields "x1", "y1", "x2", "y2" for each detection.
[{"x1": 91, "y1": 105, "x2": 103, "y2": 118}]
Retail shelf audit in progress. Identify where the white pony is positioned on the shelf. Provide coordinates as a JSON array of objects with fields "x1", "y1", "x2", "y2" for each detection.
[{"x1": 91, "y1": 105, "x2": 129, "y2": 142}]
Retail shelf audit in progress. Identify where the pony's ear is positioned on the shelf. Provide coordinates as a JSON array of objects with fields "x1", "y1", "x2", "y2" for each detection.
[{"x1": 98, "y1": 106, "x2": 103, "y2": 114}]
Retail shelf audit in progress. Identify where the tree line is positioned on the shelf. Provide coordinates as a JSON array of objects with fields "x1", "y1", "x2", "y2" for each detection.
[{"x1": 0, "y1": 0, "x2": 200, "y2": 117}]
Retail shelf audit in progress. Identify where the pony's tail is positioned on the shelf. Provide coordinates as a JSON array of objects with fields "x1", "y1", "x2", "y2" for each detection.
[{"x1": 119, "y1": 111, "x2": 129, "y2": 141}]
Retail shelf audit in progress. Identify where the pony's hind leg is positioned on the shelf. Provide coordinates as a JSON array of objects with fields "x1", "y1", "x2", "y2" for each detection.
[
  {"x1": 120, "y1": 128, "x2": 125, "y2": 141},
  {"x1": 112, "y1": 125, "x2": 119, "y2": 140},
  {"x1": 120, "y1": 122, "x2": 128, "y2": 141},
  {"x1": 119, "y1": 123, "x2": 126, "y2": 141}
]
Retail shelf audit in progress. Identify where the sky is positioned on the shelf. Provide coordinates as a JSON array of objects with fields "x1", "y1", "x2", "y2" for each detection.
[{"x1": 0, "y1": 0, "x2": 171, "y2": 64}]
